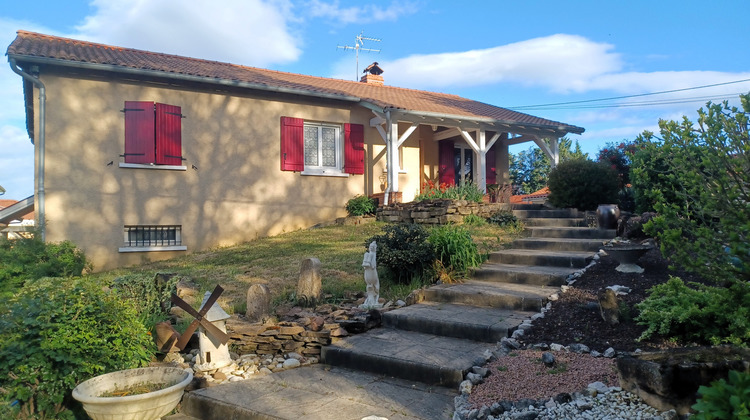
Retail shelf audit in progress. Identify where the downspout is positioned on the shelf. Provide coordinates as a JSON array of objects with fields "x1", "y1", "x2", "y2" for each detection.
[
  {"x1": 383, "y1": 109, "x2": 392, "y2": 205},
  {"x1": 9, "y1": 58, "x2": 46, "y2": 241}
]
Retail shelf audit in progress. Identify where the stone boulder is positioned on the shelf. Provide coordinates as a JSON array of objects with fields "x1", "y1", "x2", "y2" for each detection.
[{"x1": 617, "y1": 346, "x2": 750, "y2": 415}]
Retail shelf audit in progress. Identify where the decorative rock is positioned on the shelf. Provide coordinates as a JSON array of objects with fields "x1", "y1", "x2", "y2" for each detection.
[
  {"x1": 308, "y1": 316, "x2": 325, "y2": 331},
  {"x1": 466, "y1": 372, "x2": 483, "y2": 385},
  {"x1": 500, "y1": 338, "x2": 521, "y2": 350},
  {"x1": 549, "y1": 343, "x2": 564, "y2": 351},
  {"x1": 246, "y1": 284, "x2": 271, "y2": 323},
  {"x1": 607, "y1": 285, "x2": 632, "y2": 295},
  {"x1": 459, "y1": 380, "x2": 472, "y2": 395},
  {"x1": 297, "y1": 258, "x2": 322, "y2": 306},
  {"x1": 590, "y1": 350, "x2": 602, "y2": 358},
  {"x1": 471, "y1": 366, "x2": 489, "y2": 377},
  {"x1": 282, "y1": 358, "x2": 300, "y2": 369},
  {"x1": 587, "y1": 381, "x2": 609, "y2": 396},
  {"x1": 604, "y1": 347, "x2": 616, "y2": 358},
  {"x1": 541, "y1": 352, "x2": 555, "y2": 367},
  {"x1": 548, "y1": 293, "x2": 559, "y2": 301},
  {"x1": 213, "y1": 371, "x2": 227, "y2": 381},
  {"x1": 598, "y1": 288, "x2": 621, "y2": 325},
  {"x1": 396, "y1": 300, "x2": 406, "y2": 307},
  {"x1": 568, "y1": 343, "x2": 590, "y2": 354},
  {"x1": 660, "y1": 409, "x2": 679, "y2": 420}
]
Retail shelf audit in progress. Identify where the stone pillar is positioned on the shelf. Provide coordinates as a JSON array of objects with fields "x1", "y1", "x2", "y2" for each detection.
[
  {"x1": 297, "y1": 258, "x2": 322, "y2": 306},
  {"x1": 246, "y1": 284, "x2": 271, "y2": 323}
]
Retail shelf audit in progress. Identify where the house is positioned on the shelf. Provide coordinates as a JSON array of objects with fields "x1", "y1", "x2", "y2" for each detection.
[
  {"x1": 0, "y1": 197, "x2": 35, "y2": 239},
  {"x1": 6, "y1": 31, "x2": 584, "y2": 271}
]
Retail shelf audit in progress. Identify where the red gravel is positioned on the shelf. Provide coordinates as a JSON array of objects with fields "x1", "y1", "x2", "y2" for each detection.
[{"x1": 469, "y1": 350, "x2": 618, "y2": 407}]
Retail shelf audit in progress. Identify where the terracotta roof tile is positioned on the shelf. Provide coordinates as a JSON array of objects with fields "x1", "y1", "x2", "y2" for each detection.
[{"x1": 7, "y1": 31, "x2": 583, "y2": 134}]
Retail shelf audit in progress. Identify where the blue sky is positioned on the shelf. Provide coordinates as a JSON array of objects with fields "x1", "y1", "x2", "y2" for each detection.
[{"x1": 2, "y1": 0, "x2": 749, "y2": 200}]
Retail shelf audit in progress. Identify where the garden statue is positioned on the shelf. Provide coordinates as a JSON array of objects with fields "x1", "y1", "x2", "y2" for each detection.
[{"x1": 361, "y1": 241, "x2": 382, "y2": 309}]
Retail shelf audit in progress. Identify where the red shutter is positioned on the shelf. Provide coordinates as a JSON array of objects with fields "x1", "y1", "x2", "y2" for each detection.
[
  {"x1": 280, "y1": 117, "x2": 304, "y2": 172},
  {"x1": 124, "y1": 101, "x2": 155, "y2": 164},
  {"x1": 439, "y1": 140, "x2": 455, "y2": 185},
  {"x1": 343, "y1": 123, "x2": 365, "y2": 174},
  {"x1": 155, "y1": 103, "x2": 183, "y2": 165},
  {"x1": 486, "y1": 146, "x2": 497, "y2": 185}
]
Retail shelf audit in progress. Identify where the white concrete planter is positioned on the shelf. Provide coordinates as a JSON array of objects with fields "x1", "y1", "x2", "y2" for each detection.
[{"x1": 72, "y1": 367, "x2": 192, "y2": 420}]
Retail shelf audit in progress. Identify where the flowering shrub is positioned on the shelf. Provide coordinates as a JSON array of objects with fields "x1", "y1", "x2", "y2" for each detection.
[
  {"x1": 415, "y1": 180, "x2": 484, "y2": 203},
  {"x1": 596, "y1": 140, "x2": 639, "y2": 190}
]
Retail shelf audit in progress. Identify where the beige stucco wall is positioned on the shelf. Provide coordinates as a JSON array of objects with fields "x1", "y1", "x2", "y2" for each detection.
[{"x1": 32, "y1": 71, "x2": 430, "y2": 271}]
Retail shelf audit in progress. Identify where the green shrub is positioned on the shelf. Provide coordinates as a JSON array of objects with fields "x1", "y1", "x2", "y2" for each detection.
[
  {"x1": 0, "y1": 234, "x2": 91, "y2": 298},
  {"x1": 428, "y1": 225, "x2": 482, "y2": 278},
  {"x1": 462, "y1": 214, "x2": 486, "y2": 226},
  {"x1": 547, "y1": 159, "x2": 619, "y2": 211},
  {"x1": 345, "y1": 195, "x2": 377, "y2": 216},
  {"x1": 632, "y1": 95, "x2": 750, "y2": 284},
  {"x1": 0, "y1": 277, "x2": 154, "y2": 418},
  {"x1": 415, "y1": 181, "x2": 484, "y2": 203},
  {"x1": 112, "y1": 273, "x2": 179, "y2": 326},
  {"x1": 692, "y1": 370, "x2": 750, "y2": 419},
  {"x1": 367, "y1": 224, "x2": 435, "y2": 284},
  {"x1": 488, "y1": 210, "x2": 519, "y2": 227},
  {"x1": 635, "y1": 277, "x2": 750, "y2": 346}
]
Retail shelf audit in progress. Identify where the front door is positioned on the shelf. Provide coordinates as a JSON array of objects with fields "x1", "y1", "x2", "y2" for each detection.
[{"x1": 454, "y1": 145, "x2": 474, "y2": 186}]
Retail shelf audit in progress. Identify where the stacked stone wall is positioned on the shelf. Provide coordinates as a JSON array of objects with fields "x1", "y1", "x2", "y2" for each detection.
[{"x1": 376, "y1": 199, "x2": 511, "y2": 224}]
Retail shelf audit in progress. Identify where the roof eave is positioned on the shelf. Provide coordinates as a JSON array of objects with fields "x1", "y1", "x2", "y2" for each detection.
[{"x1": 7, "y1": 53, "x2": 363, "y2": 104}]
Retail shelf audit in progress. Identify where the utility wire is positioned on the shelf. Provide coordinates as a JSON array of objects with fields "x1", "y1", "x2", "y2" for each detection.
[
  {"x1": 535, "y1": 93, "x2": 745, "y2": 110},
  {"x1": 509, "y1": 78, "x2": 750, "y2": 111}
]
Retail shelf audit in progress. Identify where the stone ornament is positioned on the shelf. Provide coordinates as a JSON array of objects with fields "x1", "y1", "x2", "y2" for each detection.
[{"x1": 360, "y1": 241, "x2": 382, "y2": 309}]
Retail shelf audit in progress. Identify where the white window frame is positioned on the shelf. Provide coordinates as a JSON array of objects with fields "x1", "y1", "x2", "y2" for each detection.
[
  {"x1": 119, "y1": 225, "x2": 187, "y2": 253},
  {"x1": 301, "y1": 122, "x2": 346, "y2": 177}
]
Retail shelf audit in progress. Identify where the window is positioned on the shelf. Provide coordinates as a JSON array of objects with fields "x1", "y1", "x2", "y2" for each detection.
[
  {"x1": 304, "y1": 123, "x2": 341, "y2": 170},
  {"x1": 119, "y1": 225, "x2": 187, "y2": 253},
  {"x1": 280, "y1": 117, "x2": 364, "y2": 175},
  {"x1": 121, "y1": 101, "x2": 185, "y2": 168}
]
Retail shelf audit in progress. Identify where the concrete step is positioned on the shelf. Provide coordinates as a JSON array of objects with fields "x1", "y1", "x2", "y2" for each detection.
[
  {"x1": 512, "y1": 237, "x2": 608, "y2": 252},
  {"x1": 523, "y1": 217, "x2": 587, "y2": 227},
  {"x1": 528, "y1": 227, "x2": 616, "y2": 239},
  {"x1": 472, "y1": 263, "x2": 577, "y2": 286},
  {"x1": 489, "y1": 249, "x2": 594, "y2": 268},
  {"x1": 179, "y1": 364, "x2": 455, "y2": 420},
  {"x1": 510, "y1": 203, "x2": 546, "y2": 210},
  {"x1": 422, "y1": 280, "x2": 553, "y2": 312},
  {"x1": 321, "y1": 328, "x2": 495, "y2": 388},
  {"x1": 382, "y1": 302, "x2": 535, "y2": 342},
  {"x1": 513, "y1": 209, "x2": 581, "y2": 219}
]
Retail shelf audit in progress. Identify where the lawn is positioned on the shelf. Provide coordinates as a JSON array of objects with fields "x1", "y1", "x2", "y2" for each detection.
[{"x1": 89, "y1": 220, "x2": 522, "y2": 314}]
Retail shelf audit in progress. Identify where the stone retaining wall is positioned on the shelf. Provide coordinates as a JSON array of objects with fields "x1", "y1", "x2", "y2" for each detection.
[
  {"x1": 227, "y1": 320, "x2": 334, "y2": 357},
  {"x1": 376, "y1": 199, "x2": 511, "y2": 224}
]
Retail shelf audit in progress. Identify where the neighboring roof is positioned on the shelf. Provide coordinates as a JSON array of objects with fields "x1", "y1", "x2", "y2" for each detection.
[
  {"x1": 510, "y1": 186, "x2": 550, "y2": 204},
  {"x1": 7, "y1": 31, "x2": 584, "y2": 135},
  {"x1": 0, "y1": 197, "x2": 35, "y2": 224}
]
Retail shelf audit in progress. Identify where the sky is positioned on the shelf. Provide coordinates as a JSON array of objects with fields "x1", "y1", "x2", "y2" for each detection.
[{"x1": 1, "y1": 0, "x2": 749, "y2": 200}]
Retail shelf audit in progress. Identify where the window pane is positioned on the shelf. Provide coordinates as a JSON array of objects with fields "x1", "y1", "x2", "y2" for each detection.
[
  {"x1": 304, "y1": 126, "x2": 319, "y2": 166},
  {"x1": 321, "y1": 127, "x2": 337, "y2": 167}
]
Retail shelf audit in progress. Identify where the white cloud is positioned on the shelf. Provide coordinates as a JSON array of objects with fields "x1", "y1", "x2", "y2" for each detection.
[
  {"x1": 75, "y1": 0, "x2": 301, "y2": 67},
  {"x1": 306, "y1": 0, "x2": 418, "y2": 24}
]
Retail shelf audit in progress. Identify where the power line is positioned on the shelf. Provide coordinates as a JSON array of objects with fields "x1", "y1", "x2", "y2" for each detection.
[
  {"x1": 508, "y1": 78, "x2": 750, "y2": 111},
  {"x1": 533, "y1": 92, "x2": 745, "y2": 110}
]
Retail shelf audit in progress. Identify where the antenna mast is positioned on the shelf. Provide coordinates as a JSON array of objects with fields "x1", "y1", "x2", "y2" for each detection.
[{"x1": 338, "y1": 31, "x2": 381, "y2": 80}]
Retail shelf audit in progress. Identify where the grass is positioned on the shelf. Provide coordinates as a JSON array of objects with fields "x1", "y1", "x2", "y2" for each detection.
[{"x1": 89, "y1": 220, "x2": 521, "y2": 313}]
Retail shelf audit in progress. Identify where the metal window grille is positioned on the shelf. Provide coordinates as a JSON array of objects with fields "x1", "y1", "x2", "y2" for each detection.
[{"x1": 124, "y1": 225, "x2": 181, "y2": 247}]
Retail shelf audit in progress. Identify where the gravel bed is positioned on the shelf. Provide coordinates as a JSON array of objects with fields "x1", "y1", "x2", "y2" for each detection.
[{"x1": 468, "y1": 350, "x2": 618, "y2": 407}]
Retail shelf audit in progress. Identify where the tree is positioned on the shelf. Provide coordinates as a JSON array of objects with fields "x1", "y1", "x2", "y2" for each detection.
[
  {"x1": 632, "y1": 93, "x2": 750, "y2": 284},
  {"x1": 510, "y1": 137, "x2": 588, "y2": 194}
]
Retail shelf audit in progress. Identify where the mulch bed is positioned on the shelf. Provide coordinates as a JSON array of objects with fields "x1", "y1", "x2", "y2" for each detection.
[{"x1": 519, "y1": 247, "x2": 709, "y2": 352}]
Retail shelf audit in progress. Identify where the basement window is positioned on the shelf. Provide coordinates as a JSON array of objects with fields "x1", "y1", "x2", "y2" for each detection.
[{"x1": 119, "y1": 225, "x2": 187, "y2": 253}]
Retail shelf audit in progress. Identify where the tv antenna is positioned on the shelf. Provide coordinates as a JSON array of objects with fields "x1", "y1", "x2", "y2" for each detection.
[{"x1": 338, "y1": 31, "x2": 381, "y2": 80}]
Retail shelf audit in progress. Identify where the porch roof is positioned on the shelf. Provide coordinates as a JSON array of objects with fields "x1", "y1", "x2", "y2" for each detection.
[{"x1": 7, "y1": 31, "x2": 584, "y2": 137}]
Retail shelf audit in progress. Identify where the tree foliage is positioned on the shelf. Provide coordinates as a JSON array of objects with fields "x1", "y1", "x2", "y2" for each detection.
[
  {"x1": 547, "y1": 158, "x2": 619, "y2": 211},
  {"x1": 510, "y1": 138, "x2": 588, "y2": 194},
  {"x1": 632, "y1": 94, "x2": 750, "y2": 283}
]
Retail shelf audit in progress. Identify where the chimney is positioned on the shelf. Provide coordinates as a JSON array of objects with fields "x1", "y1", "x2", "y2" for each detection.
[{"x1": 360, "y1": 62, "x2": 384, "y2": 86}]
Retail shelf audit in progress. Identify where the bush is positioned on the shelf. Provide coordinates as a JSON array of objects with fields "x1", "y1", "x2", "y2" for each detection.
[
  {"x1": 596, "y1": 140, "x2": 639, "y2": 190},
  {"x1": 635, "y1": 277, "x2": 750, "y2": 346},
  {"x1": 367, "y1": 224, "x2": 435, "y2": 284},
  {"x1": 415, "y1": 180, "x2": 484, "y2": 203},
  {"x1": 488, "y1": 210, "x2": 518, "y2": 227},
  {"x1": 428, "y1": 225, "x2": 482, "y2": 279},
  {"x1": 112, "y1": 273, "x2": 180, "y2": 326},
  {"x1": 0, "y1": 234, "x2": 90, "y2": 298},
  {"x1": 345, "y1": 195, "x2": 377, "y2": 216},
  {"x1": 0, "y1": 277, "x2": 154, "y2": 418},
  {"x1": 547, "y1": 158, "x2": 620, "y2": 211},
  {"x1": 692, "y1": 370, "x2": 750, "y2": 419},
  {"x1": 632, "y1": 95, "x2": 750, "y2": 284}
]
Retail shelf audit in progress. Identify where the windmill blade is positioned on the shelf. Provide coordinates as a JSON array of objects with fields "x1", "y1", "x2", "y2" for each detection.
[
  {"x1": 198, "y1": 318, "x2": 230, "y2": 345},
  {"x1": 171, "y1": 294, "x2": 203, "y2": 320},
  {"x1": 175, "y1": 319, "x2": 200, "y2": 350},
  {"x1": 198, "y1": 285, "x2": 224, "y2": 316}
]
